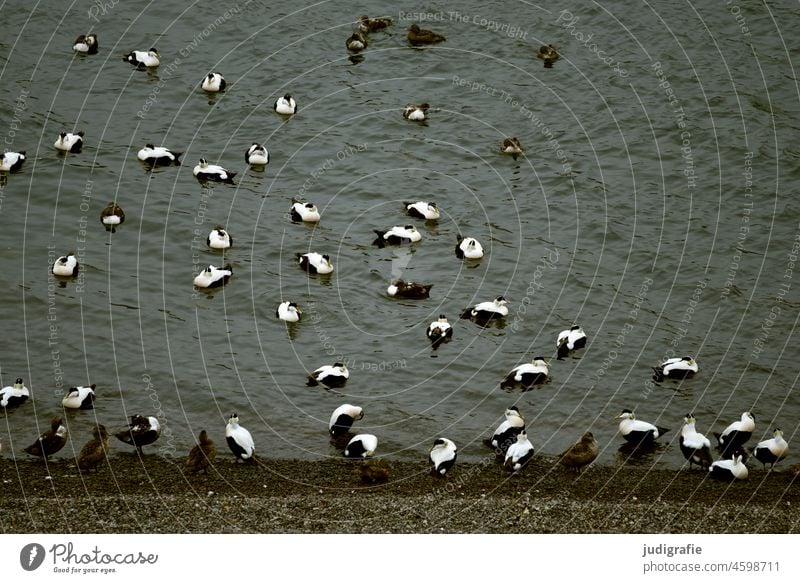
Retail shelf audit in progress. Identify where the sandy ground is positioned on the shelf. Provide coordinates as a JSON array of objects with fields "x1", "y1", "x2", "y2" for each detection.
[{"x1": 2, "y1": 453, "x2": 798, "y2": 534}]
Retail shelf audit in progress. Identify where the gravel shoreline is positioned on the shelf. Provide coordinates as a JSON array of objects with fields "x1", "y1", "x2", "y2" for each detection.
[{"x1": 1, "y1": 456, "x2": 798, "y2": 533}]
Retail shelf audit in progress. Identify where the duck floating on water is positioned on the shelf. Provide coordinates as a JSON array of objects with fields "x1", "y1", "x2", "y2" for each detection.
[
  {"x1": 0, "y1": 151, "x2": 26, "y2": 172},
  {"x1": 52, "y1": 253, "x2": 79, "y2": 277},
  {"x1": 308, "y1": 362, "x2": 350, "y2": 388},
  {"x1": 206, "y1": 226, "x2": 232, "y2": 250},
  {"x1": 291, "y1": 199, "x2": 320, "y2": 223},
  {"x1": 193, "y1": 158, "x2": 236, "y2": 183},
  {"x1": 556, "y1": 325, "x2": 587, "y2": 359},
  {"x1": 100, "y1": 202, "x2": 125, "y2": 232},
  {"x1": 0, "y1": 378, "x2": 30, "y2": 408},
  {"x1": 615, "y1": 409, "x2": 668, "y2": 445},
  {"x1": 124, "y1": 48, "x2": 160, "y2": 68},
  {"x1": 73, "y1": 33, "x2": 98, "y2": 54},
  {"x1": 245, "y1": 143, "x2": 269, "y2": 166},
  {"x1": 373, "y1": 225, "x2": 422, "y2": 247},
  {"x1": 276, "y1": 301, "x2": 302, "y2": 323},
  {"x1": 359, "y1": 15, "x2": 392, "y2": 33},
  {"x1": 501, "y1": 357, "x2": 549, "y2": 389},
  {"x1": 408, "y1": 24, "x2": 446, "y2": 45},
  {"x1": 137, "y1": 144, "x2": 182, "y2": 166},
  {"x1": 653, "y1": 356, "x2": 698, "y2": 382},
  {"x1": 387, "y1": 280, "x2": 432, "y2": 299},
  {"x1": 501, "y1": 137, "x2": 523, "y2": 158},
  {"x1": 201, "y1": 72, "x2": 226, "y2": 92},
  {"x1": 455, "y1": 236, "x2": 484, "y2": 260},
  {"x1": 461, "y1": 296, "x2": 508, "y2": 322},
  {"x1": 329, "y1": 404, "x2": 364, "y2": 437},
  {"x1": 404, "y1": 200, "x2": 439, "y2": 220},
  {"x1": 346, "y1": 31, "x2": 368, "y2": 52},
  {"x1": 54, "y1": 131, "x2": 84, "y2": 153},
  {"x1": 403, "y1": 103, "x2": 430, "y2": 121},
  {"x1": 274, "y1": 94, "x2": 297, "y2": 115},
  {"x1": 537, "y1": 44, "x2": 559, "y2": 67},
  {"x1": 193, "y1": 264, "x2": 232, "y2": 289},
  {"x1": 62, "y1": 384, "x2": 96, "y2": 409},
  {"x1": 426, "y1": 315, "x2": 452, "y2": 348},
  {"x1": 297, "y1": 252, "x2": 333, "y2": 274}
]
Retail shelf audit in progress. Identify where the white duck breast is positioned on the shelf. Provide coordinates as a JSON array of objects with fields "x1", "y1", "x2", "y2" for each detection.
[
  {"x1": 297, "y1": 252, "x2": 333, "y2": 274},
  {"x1": 54, "y1": 131, "x2": 84, "y2": 152},
  {"x1": 505, "y1": 432, "x2": 535, "y2": 471},
  {"x1": 344, "y1": 434, "x2": 377, "y2": 458},
  {"x1": 225, "y1": 414, "x2": 255, "y2": 461},
  {"x1": 73, "y1": 33, "x2": 98, "y2": 54},
  {"x1": 405, "y1": 201, "x2": 440, "y2": 220},
  {"x1": 202, "y1": 72, "x2": 226, "y2": 92},
  {"x1": 0, "y1": 151, "x2": 26, "y2": 171},
  {"x1": 653, "y1": 356, "x2": 698, "y2": 381},
  {"x1": 429, "y1": 438, "x2": 457, "y2": 475},
  {"x1": 62, "y1": 384, "x2": 96, "y2": 409},
  {"x1": 125, "y1": 48, "x2": 160, "y2": 67},
  {"x1": 715, "y1": 411, "x2": 756, "y2": 457},
  {"x1": 100, "y1": 203, "x2": 125, "y2": 228},
  {"x1": 52, "y1": 253, "x2": 79, "y2": 277},
  {"x1": 276, "y1": 301, "x2": 302, "y2": 322},
  {"x1": 556, "y1": 325, "x2": 588, "y2": 359},
  {"x1": 502, "y1": 358, "x2": 549, "y2": 389},
  {"x1": 206, "y1": 227, "x2": 232, "y2": 250},
  {"x1": 329, "y1": 404, "x2": 364, "y2": 436},
  {"x1": 137, "y1": 145, "x2": 181, "y2": 165},
  {"x1": 193, "y1": 159, "x2": 236, "y2": 183},
  {"x1": 0, "y1": 378, "x2": 30, "y2": 408},
  {"x1": 615, "y1": 410, "x2": 669, "y2": 444},
  {"x1": 307, "y1": 363, "x2": 349, "y2": 388},
  {"x1": 373, "y1": 225, "x2": 422, "y2": 247},
  {"x1": 490, "y1": 407, "x2": 525, "y2": 452},
  {"x1": 403, "y1": 103, "x2": 429, "y2": 121},
  {"x1": 752, "y1": 429, "x2": 789, "y2": 468},
  {"x1": 245, "y1": 143, "x2": 269, "y2": 165},
  {"x1": 455, "y1": 236, "x2": 484, "y2": 259},
  {"x1": 346, "y1": 32, "x2": 367, "y2": 51},
  {"x1": 291, "y1": 201, "x2": 320, "y2": 222},
  {"x1": 274, "y1": 94, "x2": 297, "y2": 114},
  {"x1": 709, "y1": 455, "x2": 748, "y2": 481},
  {"x1": 463, "y1": 296, "x2": 508, "y2": 320},
  {"x1": 679, "y1": 415, "x2": 713, "y2": 469},
  {"x1": 193, "y1": 264, "x2": 232, "y2": 288}
]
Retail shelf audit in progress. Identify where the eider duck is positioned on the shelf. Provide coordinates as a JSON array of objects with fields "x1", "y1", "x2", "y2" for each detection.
[
  {"x1": 329, "y1": 404, "x2": 364, "y2": 437},
  {"x1": 276, "y1": 301, "x2": 302, "y2": 323},
  {"x1": 290, "y1": 199, "x2": 321, "y2": 222},
  {"x1": 373, "y1": 225, "x2": 422, "y2": 247},
  {"x1": 461, "y1": 296, "x2": 508, "y2": 321},
  {"x1": 115, "y1": 415, "x2": 160, "y2": 454},
  {"x1": 487, "y1": 406, "x2": 525, "y2": 453},
  {"x1": 100, "y1": 202, "x2": 125, "y2": 232},
  {"x1": 652, "y1": 356, "x2": 698, "y2": 382},
  {"x1": 387, "y1": 280, "x2": 432, "y2": 299},
  {"x1": 615, "y1": 409, "x2": 668, "y2": 445},
  {"x1": 360, "y1": 459, "x2": 390, "y2": 484},
  {"x1": 307, "y1": 362, "x2": 349, "y2": 388},
  {"x1": 186, "y1": 429, "x2": 217, "y2": 474},
  {"x1": 274, "y1": 93, "x2": 297, "y2": 115},
  {"x1": 404, "y1": 200, "x2": 440, "y2": 220},
  {"x1": 426, "y1": 315, "x2": 453, "y2": 347},
  {"x1": 679, "y1": 414, "x2": 713, "y2": 469},
  {"x1": 407, "y1": 24, "x2": 446, "y2": 45},
  {"x1": 359, "y1": 15, "x2": 392, "y2": 33},
  {"x1": 714, "y1": 411, "x2": 756, "y2": 458},
  {"x1": 52, "y1": 253, "x2": 79, "y2": 277},
  {"x1": 193, "y1": 158, "x2": 236, "y2": 183},
  {"x1": 429, "y1": 437, "x2": 457, "y2": 476},
  {"x1": 226, "y1": 414, "x2": 255, "y2": 462},
  {"x1": 501, "y1": 137, "x2": 524, "y2": 158},
  {"x1": 537, "y1": 44, "x2": 559, "y2": 67},
  {"x1": 501, "y1": 357, "x2": 549, "y2": 389},
  {"x1": 402, "y1": 103, "x2": 430, "y2": 121},
  {"x1": 0, "y1": 151, "x2": 26, "y2": 172},
  {"x1": 77, "y1": 424, "x2": 110, "y2": 472},
  {"x1": 201, "y1": 72, "x2": 226, "y2": 92},
  {"x1": 245, "y1": 143, "x2": 269, "y2": 166},
  {"x1": 455, "y1": 236, "x2": 484, "y2": 260},
  {"x1": 559, "y1": 431, "x2": 599, "y2": 472},
  {"x1": 346, "y1": 31, "x2": 368, "y2": 52},
  {"x1": 297, "y1": 252, "x2": 333, "y2": 274},
  {"x1": 54, "y1": 131, "x2": 84, "y2": 153},
  {"x1": 344, "y1": 433, "x2": 377, "y2": 458},
  {"x1": 505, "y1": 431, "x2": 535, "y2": 472},
  {"x1": 193, "y1": 264, "x2": 232, "y2": 289},
  {"x1": 137, "y1": 144, "x2": 182, "y2": 166},
  {"x1": 62, "y1": 384, "x2": 96, "y2": 409},
  {"x1": 73, "y1": 33, "x2": 98, "y2": 54},
  {"x1": 206, "y1": 226, "x2": 232, "y2": 250},
  {"x1": 124, "y1": 48, "x2": 160, "y2": 68},
  {"x1": 752, "y1": 429, "x2": 789, "y2": 469},
  {"x1": 556, "y1": 325, "x2": 588, "y2": 359},
  {"x1": 24, "y1": 416, "x2": 68, "y2": 459},
  {"x1": 1, "y1": 378, "x2": 30, "y2": 408},
  {"x1": 709, "y1": 454, "x2": 749, "y2": 481}
]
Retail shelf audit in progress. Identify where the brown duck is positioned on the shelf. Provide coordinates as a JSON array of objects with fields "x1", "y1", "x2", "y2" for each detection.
[
  {"x1": 186, "y1": 429, "x2": 217, "y2": 474},
  {"x1": 408, "y1": 24, "x2": 446, "y2": 45},
  {"x1": 359, "y1": 15, "x2": 392, "y2": 33},
  {"x1": 559, "y1": 431, "x2": 599, "y2": 472},
  {"x1": 77, "y1": 424, "x2": 110, "y2": 472},
  {"x1": 24, "y1": 416, "x2": 68, "y2": 459}
]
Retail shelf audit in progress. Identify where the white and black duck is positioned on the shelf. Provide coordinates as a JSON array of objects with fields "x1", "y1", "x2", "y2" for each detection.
[
  {"x1": 373, "y1": 225, "x2": 422, "y2": 247},
  {"x1": 124, "y1": 48, "x2": 160, "y2": 68},
  {"x1": 387, "y1": 280, "x2": 432, "y2": 299},
  {"x1": 429, "y1": 437, "x2": 457, "y2": 476},
  {"x1": 455, "y1": 236, "x2": 483, "y2": 259},
  {"x1": 501, "y1": 357, "x2": 549, "y2": 389},
  {"x1": 504, "y1": 432, "x2": 534, "y2": 472},
  {"x1": 307, "y1": 362, "x2": 349, "y2": 388},
  {"x1": 206, "y1": 226, "x2": 232, "y2": 250},
  {"x1": 291, "y1": 199, "x2": 320, "y2": 222},
  {"x1": 752, "y1": 428, "x2": 789, "y2": 469},
  {"x1": 329, "y1": 404, "x2": 364, "y2": 437},
  {"x1": 193, "y1": 158, "x2": 236, "y2": 183},
  {"x1": 297, "y1": 252, "x2": 333, "y2": 274},
  {"x1": 679, "y1": 414, "x2": 713, "y2": 469},
  {"x1": 652, "y1": 356, "x2": 698, "y2": 382},
  {"x1": 0, "y1": 378, "x2": 30, "y2": 408},
  {"x1": 245, "y1": 143, "x2": 269, "y2": 166},
  {"x1": 556, "y1": 325, "x2": 587, "y2": 359},
  {"x1": 73, "y1": 33, "x2": 98, "y2": 54},
  {"x1": 54, "y1": 131, "x2": 84, "y2": 153},
  {"x1": 62, "y1": 384, "x2": 96, "y2": 409},
  {"x1": 193, "y1": 264, "x2": 232, "y2": 288},
  {"x1": 137, "y1": 144, "x2": 181, "y2": 166},
  {"x1": 344, "y1": 434, "x2": 377, "y2": 458},
  {"x1": 114, "y1": 415, "x2": 160, "y2": 454},
  {"x1": 0, "y1": 151, "x2": 26, "y2": 172},
  {"x1": 404, "y1": 200, "x2": 440, "y2": 220},
  {"x1": 714, "y1": 411, "x2": 755, "y2": 458},
  {"x1": 276, "y1": 301, "x2": 302, "y2": 323},
  {"x1": 226, "y1": 413, "x2": 255, "y2": 462},
  {"x1": 615, "y1": 409, "x2": 668, "y2": 445}
]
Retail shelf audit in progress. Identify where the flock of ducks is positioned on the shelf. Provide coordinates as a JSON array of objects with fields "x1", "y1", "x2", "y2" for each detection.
[{"x1": 1, "y1": 17, "x2": 792, "y2": 486}]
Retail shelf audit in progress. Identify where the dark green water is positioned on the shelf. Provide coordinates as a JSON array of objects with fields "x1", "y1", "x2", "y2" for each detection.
[{"x1": 1, "y1": 0, "x2": 798, "y2": 469}]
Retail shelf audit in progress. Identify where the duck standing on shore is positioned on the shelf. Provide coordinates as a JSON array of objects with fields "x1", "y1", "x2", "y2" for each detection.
[
  {"x1": 77, "y1": 425, "x2": 110, "y2": 472},
  {"x1": 329, "y1": 404, "x2": 364, "y2": 437},
  {"x1": 24, "y1": 416, "x2": 68, "y2": 459},
  {"x1": 429, "y1": 437, "x2": 457, "y2": 476},
  {"x1": 679, "y1": 414, "x2": 713, "y2": 469},
  {"x1": 226, "y1": 414, "x2": 255, "y2": 462},
  {"x1": 186, "y1": 430, "x2": 217, "y2": 474},
  {"x1": 345, "y1": 434, "x2": 377, "y2": 458},
  {"x1": 486, "y1": 406, "x2": 525, "y2": 454},
  {"x1": 559, "y1": 431, "x2": 598, "y2": 472},
  {"x1": 752, "y1": 428, "x2": 788, "y2": 469},
  {"x1": 714, "y1": 411, "x2": 755, "y2": 458},
  {"x1": 505, "y1": 431, "x2": 534, "y2": 472},
  {"x1": 709, "y1": 454, "x2": 749, "y2": 481},
  {"x1": 115, "y1": 415, "x2": 161, "y2": 454}
]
